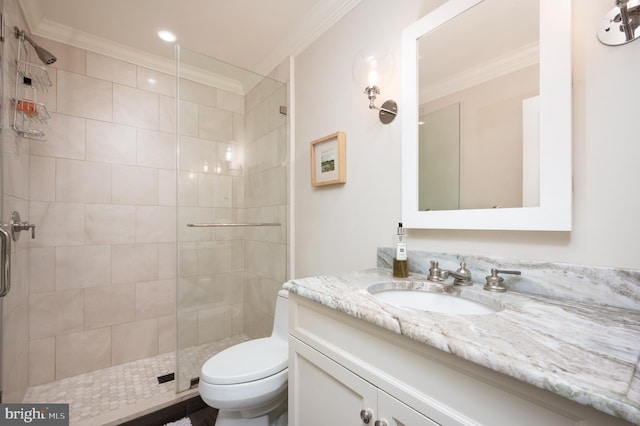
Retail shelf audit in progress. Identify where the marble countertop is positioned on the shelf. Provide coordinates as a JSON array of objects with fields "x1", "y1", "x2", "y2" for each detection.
[{"x1": 283, "y1": 268, "x2": 640, "y2": 425}]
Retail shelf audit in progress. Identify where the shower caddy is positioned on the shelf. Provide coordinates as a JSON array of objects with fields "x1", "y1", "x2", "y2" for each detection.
[{"x1": 11, "y1": 28, "x2": 51, "y2": 140}]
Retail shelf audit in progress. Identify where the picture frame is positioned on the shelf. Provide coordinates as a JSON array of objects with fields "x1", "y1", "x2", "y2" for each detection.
[{"x1": 310, "y1": 131, "x2": 346, "y2": 187}]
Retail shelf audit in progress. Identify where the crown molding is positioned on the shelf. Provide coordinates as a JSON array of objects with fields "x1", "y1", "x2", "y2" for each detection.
[
  {"x1": 255, "y1": 0, "x2": 363, "y2": 75},
  {"x1": 421, "y1": 42, "x2": 540, "y2": 102}
]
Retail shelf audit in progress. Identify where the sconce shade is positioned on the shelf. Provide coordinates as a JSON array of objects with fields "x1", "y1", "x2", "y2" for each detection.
[{"x1": 352, "y1": 48, "x2": 395, "y2": 90}]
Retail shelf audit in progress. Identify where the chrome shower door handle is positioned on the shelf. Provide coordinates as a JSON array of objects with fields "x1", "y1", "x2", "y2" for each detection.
[{"x1": 0, "y1": 225, "x2": 11, "y2": 297}]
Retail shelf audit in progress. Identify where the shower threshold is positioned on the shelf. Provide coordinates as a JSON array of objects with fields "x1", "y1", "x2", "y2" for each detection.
[{"x1": 23, "y1": 334, "x2": 249, "y2": 425}]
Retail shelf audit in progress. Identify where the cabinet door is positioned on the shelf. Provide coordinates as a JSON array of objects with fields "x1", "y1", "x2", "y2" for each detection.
[
  {"x1": 290, "y1": 337, "x2": 378, "y2": 425},
  {"x1": 377, "y1": 390, "x2": 439, "y2": 426}
]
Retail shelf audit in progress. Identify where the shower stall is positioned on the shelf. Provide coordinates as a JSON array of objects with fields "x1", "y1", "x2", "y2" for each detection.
[
  {"x1": 0, "y1": 1, "x2": 289, "y2": 414},
  {"x1": 175, "y1": 46, "x2": 289, "y2": 392}
]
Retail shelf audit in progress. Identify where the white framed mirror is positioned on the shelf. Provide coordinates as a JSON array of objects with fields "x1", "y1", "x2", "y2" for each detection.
[{"x1": 401, "y1": 0, "x2": 572, "y2": 231}]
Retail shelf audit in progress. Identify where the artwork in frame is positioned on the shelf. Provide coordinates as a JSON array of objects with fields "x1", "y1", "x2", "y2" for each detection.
[{"x1": 310, "y1": 131, "x2": 346, "y2": 187}]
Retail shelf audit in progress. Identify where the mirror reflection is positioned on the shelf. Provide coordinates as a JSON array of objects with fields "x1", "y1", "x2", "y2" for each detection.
[{"x1": 417, "y1": 0, "x2": 540, "y2": 211}]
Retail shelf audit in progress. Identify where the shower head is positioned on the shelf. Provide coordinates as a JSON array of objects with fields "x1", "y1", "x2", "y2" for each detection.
[
  {"x1": 15, "y1": 27, "x2": 57, "y2": 65},
  {"x1": 31, "y1": 43, "x2": 57, "y2": 65}
]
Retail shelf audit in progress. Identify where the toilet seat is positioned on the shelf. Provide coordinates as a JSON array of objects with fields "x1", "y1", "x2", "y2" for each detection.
[{"x1": 201, "y1": 337, "x2": 287, "y2": 385}]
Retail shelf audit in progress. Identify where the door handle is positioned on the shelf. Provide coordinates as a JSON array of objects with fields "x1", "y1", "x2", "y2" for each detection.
[{"x1": 0, "y1": 225, "x2": 11, "y2": 297}]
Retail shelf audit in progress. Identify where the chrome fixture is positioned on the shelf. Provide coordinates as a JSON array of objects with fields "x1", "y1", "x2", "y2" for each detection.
[
  {"x1": 427, "y1": 260, "x2": 444, "y2": 282},
  {"x1": 360, "y1": 409, "x2": 373, "y2": 424},
  {"x1": 484, "y1": 268, "x2": 521, "y2": 292},
  {"x1": 9, "y1": 211, "x2": 36, "y2": 241},
  {"x1": 187, "y1": 222, "x2": 281, "y2": 228},
  {"x1": 427, "y1": 261, "x2": 472, "y2": 286},
  {"x1": 352, "y1": 48, "x2": 397, "y2": 124},
  {"x1": 14, "y1": 27, "x2": 56, "y2": 65},
  {"x1": 598, "y1": 0, "x2": 640, "y2": 45},
  {"x1": 0, "y1": 211, "x2": 34, "y2": 298},
  {"x1": 0, "y1": 225, "x2": 10, "y2": 298}
]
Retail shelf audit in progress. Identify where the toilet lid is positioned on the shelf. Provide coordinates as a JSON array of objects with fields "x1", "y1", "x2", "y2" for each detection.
[{"x1": 200, "y1": 337, "x2": 288, "y2": 385}]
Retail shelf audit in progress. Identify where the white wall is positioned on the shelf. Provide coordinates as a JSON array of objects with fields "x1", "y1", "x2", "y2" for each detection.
[{"x1": 293, "y1": 0, "x2": 640, "y2": 278}]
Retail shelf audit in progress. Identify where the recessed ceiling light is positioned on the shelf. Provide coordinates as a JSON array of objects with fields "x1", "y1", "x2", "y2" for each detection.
[{"x1": 157, "y1": 30, "x2": 177, "y2": 43}]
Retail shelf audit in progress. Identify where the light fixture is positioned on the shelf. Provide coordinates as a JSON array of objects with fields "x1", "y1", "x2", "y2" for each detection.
[
  {"x1": 598, "y1": 0, "x2": 640, "y2": 45},
  {"x1": 352, "y1": 48, "x2": 398, "y2": 124},
  {"x1": 157, "y1": 30, "x2": 177, "y2": 43}
]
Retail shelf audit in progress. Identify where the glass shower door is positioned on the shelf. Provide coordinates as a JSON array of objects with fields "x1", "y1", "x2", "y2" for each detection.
[{"x1": 176, "y1": 46, "x2": 288, "y2": 392}]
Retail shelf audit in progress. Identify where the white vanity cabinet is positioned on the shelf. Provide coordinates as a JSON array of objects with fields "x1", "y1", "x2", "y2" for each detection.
[
  {"x1": 291, "y1": 336, "x2": 435, "y2": 426},
  {"x1": 288, "y1": 293, "x2": 632, "y2": 426}
]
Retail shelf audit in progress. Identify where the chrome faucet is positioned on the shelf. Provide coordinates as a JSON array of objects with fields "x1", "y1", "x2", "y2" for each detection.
[
  {"x1": 427, "y1": 261, "x2": 473, "y2": 286},
  {"x1": 484, "y1": 268, "x2": 521, "y2": 292}
]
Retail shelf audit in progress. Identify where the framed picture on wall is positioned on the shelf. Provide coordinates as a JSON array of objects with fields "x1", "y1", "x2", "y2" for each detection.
[{"x1": 310, "y1": 131, "x2": 346, "y2": 187}]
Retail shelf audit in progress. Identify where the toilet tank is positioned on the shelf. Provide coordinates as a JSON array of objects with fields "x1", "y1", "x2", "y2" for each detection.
[{"x1": 271, "y1": 289, "x2": 289, "y2": 340}]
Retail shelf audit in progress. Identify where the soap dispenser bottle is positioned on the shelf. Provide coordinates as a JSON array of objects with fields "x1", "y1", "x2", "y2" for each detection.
[{"x1": 392, "y1": 222, "x2": 409, "y2": 277}]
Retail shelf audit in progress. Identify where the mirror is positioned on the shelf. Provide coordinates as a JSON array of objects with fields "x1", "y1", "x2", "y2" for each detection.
[
  {"x1": 418, "y1": 0, "x2": 539, "y2": 211},
  {"x1": 402, "y1": 0, "x2": 572, "y2": 230}
]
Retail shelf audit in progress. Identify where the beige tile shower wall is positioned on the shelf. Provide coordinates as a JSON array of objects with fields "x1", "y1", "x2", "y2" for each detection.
[
  {"x1": 243, "y1": 74, "x2": 289, "y2": 339},
  {"x1": 2, "y1": 0, "x2": 35, "y2": 402},
  {"x1": 26, "y1": 40, "x2": 179, "y2": 385},
  {"x1": 176, "y1": 75, "x2": 248, "y2": 352}
]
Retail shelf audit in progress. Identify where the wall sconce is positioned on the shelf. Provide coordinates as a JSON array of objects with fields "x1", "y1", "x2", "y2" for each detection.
[
  {"x1": 598, "y1": 0, "x2": 640, "y2": 45},
  {"x1": 352, "y1": 48, "x2": 398, "y2": 124}
]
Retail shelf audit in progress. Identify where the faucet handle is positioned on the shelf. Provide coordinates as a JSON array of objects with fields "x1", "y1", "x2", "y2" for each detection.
[
  {"x1": 484, "y1": 268, "x2": 521, "y2": 292},
  {"x1": 427, "y1": 261, "x2": 442, "y2": 282},
  {"x1": 9, "y1": 211, "x2": 36, "y2": 241}
]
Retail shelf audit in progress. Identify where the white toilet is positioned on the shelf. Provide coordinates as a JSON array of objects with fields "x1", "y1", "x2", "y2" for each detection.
[{"x1": 199, "y1": 289, "x2": 289, "y2": 426}]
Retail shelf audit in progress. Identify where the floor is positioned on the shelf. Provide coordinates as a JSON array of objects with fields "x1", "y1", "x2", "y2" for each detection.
[
  {"x1": 119, "y1": 396, "x2": 217, "y2": 426},
  {"x1": 23, "y1": 335, "x2": 249, "y2": 425}
]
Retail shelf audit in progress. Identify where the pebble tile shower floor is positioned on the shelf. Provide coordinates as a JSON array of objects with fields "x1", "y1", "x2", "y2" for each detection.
[{"x1": 23, "y1": 335, "x2": 249, "y2": 425}]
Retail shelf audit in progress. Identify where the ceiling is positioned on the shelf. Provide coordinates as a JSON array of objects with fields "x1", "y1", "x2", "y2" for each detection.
[{"x1": 18, "y1": 0, "x2": 362, "y2": 76}]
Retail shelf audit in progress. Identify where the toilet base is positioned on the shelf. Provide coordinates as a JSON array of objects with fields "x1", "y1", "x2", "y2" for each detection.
[
  {"x1": 214, "y1": 407, "x2": 287, "y2": 426},
  {"x1": 215, "y1": 410, "x2": 268, "y2": 426}
]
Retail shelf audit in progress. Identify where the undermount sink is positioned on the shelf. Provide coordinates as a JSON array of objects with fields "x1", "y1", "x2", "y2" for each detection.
[{"x1": 368, "y1": 285, "x2": 501, "y2": 315}]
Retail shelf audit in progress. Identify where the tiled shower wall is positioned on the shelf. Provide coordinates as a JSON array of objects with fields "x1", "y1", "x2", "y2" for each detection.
[{"x1": 26, "y1": 37, "x2": 179, "y2": 387}]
